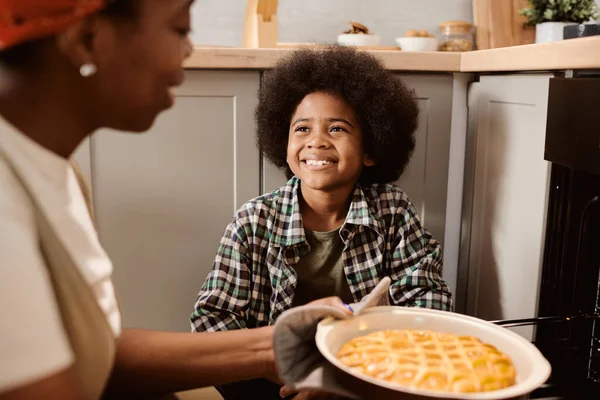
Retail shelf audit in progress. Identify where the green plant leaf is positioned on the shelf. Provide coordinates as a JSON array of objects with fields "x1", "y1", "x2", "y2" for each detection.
[{"x1": 519, "y1": 0, "x2": 599, "y2": 25}]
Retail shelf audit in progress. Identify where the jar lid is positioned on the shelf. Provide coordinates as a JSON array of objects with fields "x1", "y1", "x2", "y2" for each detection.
[{"x1": 439, "y1": 20, "x2": 473, "y2": 28}]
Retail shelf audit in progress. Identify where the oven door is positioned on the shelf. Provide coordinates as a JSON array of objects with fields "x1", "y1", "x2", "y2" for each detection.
[{"x1": 534, "y1": 77, "x2": 600, "y2": 398}]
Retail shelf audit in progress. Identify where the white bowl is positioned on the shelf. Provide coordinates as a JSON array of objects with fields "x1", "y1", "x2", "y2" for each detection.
[
  {"x1": 316, "y1": 307, "x2": 551, "y2": 400},
  {"x1": 337, "y1": 33, "x2": 382, "y2": 47},
  {"x1": 395, "y1": 37, "x2": 439, "y2": 52}
]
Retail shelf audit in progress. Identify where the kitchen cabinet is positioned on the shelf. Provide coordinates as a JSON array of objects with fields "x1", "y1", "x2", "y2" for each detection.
[
  {"x1": 75, "y1": 71, "x2": 261, "y2": 332},
  {"x1": 461, "y1": 74, "x2": 553, "y2": 339},
  {"x1": 262, "y1": 74, "x2": 455, "y2": 274}
]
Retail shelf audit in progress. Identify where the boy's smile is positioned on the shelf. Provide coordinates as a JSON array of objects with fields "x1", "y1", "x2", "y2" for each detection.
[{"x1": 301, "y1": 156, "x2": 338, "y2": 170}]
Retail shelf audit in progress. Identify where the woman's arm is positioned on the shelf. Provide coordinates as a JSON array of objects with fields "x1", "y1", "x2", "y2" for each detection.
[
  {"x1": 0, "y1": 368, "x2": 85, "y2": 400},
  {"x1": 0, "y1": 327, "x2": 275, "y2": 399},
  {"x1": 105, "y1": 296, "x2": 350, "y2": 397},
  {"x1": 103, "y1": 326, "x2": 276, "y2": 397}
]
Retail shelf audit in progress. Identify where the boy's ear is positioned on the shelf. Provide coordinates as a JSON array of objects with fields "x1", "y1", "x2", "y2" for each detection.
[{"x1": 364, "y1": 156, "x2": 376, "y2": 167}]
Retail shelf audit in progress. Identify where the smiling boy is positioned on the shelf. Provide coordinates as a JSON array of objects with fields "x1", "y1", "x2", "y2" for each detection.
[{"x1": 191, "y1": 44, "x2": 452, "y2": 329}]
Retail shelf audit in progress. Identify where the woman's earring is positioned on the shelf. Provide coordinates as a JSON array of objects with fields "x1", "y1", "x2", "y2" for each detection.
[{"x1": 80, "y1": 63, "x2": 98, "y2": 78}]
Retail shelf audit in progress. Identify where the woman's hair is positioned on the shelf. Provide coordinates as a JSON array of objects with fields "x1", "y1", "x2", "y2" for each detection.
[
  {"x1": 0, "y1": 0, "x2": 138, "y2": 68},
  {"x1": 256, "y1": 45, "x2": 420, "y2": 185},
  {"x1": 99, "y1": 0, "x2": 139, "y2": 21}
]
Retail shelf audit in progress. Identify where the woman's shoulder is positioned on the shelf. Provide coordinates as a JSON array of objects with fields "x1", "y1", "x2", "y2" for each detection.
[
  {"x1": 0, "y1": 155, "x2": 75, "y2": 394},
  {"x1": 0, "y1": 156, "x2": 36, "y2": 226}
]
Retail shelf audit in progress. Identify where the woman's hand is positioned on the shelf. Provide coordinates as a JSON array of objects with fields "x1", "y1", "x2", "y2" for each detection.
[
  {"x1": 263, "y1": 296, "x2": 352, "y2": 388},
  {"x1": 273, "y1": 297, "x2": 354, "y2": 397}
]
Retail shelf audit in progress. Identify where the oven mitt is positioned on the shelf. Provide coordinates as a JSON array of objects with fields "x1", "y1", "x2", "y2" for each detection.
[{"x1": 273, "y1": 277, "x2": 392, "y2": 398}]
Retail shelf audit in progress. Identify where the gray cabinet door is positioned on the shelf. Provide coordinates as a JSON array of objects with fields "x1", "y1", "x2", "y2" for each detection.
[
  {"x1": 85, "y1": 71, "x2": 260, "y2": 332},
  {"x1": 261, "y1": 74, "x2": 453, "y2": 247},
  {"x1": 397, "y1": 75, "x2": 453, "y2": 248},
  {"x1": 465, "y1": 74, "x2": 552, "y2": 340}
]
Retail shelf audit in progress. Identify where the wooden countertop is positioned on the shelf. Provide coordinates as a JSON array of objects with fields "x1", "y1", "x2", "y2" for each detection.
[
  {"x1": 184, "y1": 47, "x2": 462, "y2": 71},
  {"x1": 460, "y1": 36, "x2": 600, "y2": 72},
  {"x1": 184, "y1": 36, "x2": 600, "y2": 72}
]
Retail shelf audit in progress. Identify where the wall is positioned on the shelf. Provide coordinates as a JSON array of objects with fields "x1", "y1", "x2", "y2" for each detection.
[{"x1": 190, "y1": 0, "x2": 474, "y2": 47}]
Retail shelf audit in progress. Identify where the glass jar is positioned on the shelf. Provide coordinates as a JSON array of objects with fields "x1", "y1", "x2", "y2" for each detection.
[{"x1": 438, "y1": 20, "x2": 474, "y2": 52}]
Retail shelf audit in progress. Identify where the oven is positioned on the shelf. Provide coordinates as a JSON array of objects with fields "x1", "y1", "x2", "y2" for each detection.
[{"x1": 494, "y1": 77, "x2": 600, "y2": 399}]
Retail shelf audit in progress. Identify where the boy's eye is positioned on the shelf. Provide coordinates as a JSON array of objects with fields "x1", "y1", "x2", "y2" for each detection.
[
  {"x1": 295, "y1": 126, "x2": 310, "y2": 132},
  {"x1": 331, "y1": 126, "x2": 347, "y2": 133}
]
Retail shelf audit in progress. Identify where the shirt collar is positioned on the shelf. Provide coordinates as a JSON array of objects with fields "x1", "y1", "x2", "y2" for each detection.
[
  {"x1": 272, "y1": 177, "x2": 383, "y2": 247},
  {"x1": 343, "y1": 184, "x2": 384, "y2": 236}
]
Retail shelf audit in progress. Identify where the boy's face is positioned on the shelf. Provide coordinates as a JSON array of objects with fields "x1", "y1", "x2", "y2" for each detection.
[{"x1": 286, "y1": 92, "x2": 375, "y2": 192}]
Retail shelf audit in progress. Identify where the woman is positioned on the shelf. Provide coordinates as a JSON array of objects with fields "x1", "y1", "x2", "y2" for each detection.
[{"x1": 0, "y1": 1, "x2": 351, "y2": 399}]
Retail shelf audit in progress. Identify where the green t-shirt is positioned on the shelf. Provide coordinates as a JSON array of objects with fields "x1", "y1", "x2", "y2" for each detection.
[{"x1": 292, "y1": 228, "x2": 354, "y2": 306}]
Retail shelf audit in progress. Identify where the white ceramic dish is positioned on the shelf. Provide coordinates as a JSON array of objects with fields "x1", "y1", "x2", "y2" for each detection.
[
  {"x1": 338, "y1": 33, "x2": 382, "y2": 47},
  {"x1": 395, "y1": 37, "x2": 439, "y2": 52},
  {"x1": 315, "y1": 307, "x2": 551, "y2": 400}
]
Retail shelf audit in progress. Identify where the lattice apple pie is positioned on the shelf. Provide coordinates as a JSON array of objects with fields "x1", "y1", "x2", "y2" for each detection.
[{"x1": 336, "y1": 329, "x2": 516, "y2": 393}]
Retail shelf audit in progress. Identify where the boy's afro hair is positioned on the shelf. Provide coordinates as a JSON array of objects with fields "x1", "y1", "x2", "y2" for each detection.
[{"x1": 256, "y1": 45, "x2": 419, "y2": 184}]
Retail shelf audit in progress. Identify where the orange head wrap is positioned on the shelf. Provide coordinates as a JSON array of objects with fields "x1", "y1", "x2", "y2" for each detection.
[{"x1": 0, "y1": 0, "x2": 107, "y2": 51}]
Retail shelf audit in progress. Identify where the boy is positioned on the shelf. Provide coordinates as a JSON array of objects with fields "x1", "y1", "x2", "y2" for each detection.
[{"x1": 191, "y1": 45, "x2": 452, "y2": 399}]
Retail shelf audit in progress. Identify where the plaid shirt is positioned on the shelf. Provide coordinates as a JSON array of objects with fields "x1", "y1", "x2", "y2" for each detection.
[{"x1": 191, "y1": 177, "x2": 452, "y2": 332}]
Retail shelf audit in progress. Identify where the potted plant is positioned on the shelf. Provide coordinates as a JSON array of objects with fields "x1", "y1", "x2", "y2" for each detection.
[{"x1": 520, "y1": 0, "x2": 599, "y2": 43}]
